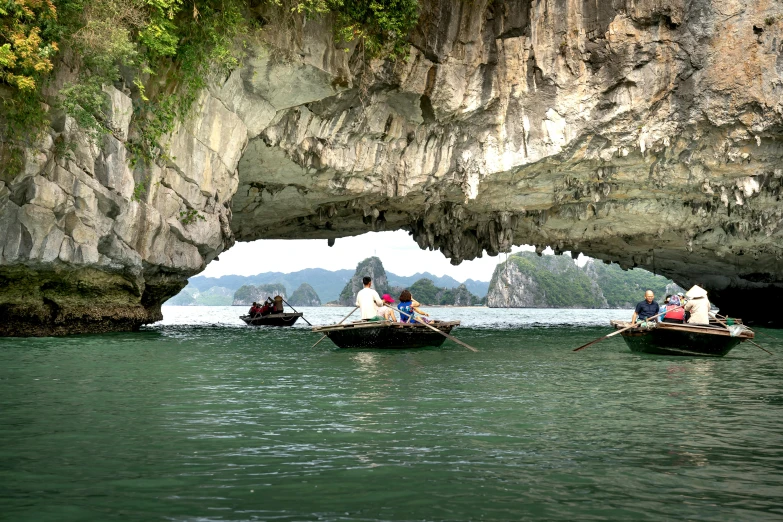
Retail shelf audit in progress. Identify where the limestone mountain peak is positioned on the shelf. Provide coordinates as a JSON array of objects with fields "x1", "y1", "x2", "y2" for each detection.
[{"x1": 338, "y1": 257, "x2": 391, "y2": 306}]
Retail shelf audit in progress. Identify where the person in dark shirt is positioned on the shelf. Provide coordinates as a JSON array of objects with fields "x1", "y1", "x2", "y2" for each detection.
[{"x1": 631, "y1": 290, "x2": 660, "y2": 323}]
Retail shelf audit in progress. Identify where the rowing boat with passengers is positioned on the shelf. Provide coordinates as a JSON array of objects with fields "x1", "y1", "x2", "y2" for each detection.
[
  {"x1": 240, "y1": 295, "x2": 310, "y2": 327},
  {"x1": 240, "y1": 312, "x2": 303, "y2": 327},
  {"x1": 609, "y1": 318, "x2": 755, "y2": 357},
  {"x1": 312, "y1": 320, "x2": 461, "y2": 349}
]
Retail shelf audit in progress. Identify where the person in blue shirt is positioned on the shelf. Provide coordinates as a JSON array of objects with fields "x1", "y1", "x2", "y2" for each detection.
[
  {"x1": 397, "y1": 289, "x2": 430, "y2": 323},
  {"x1": 631, "y1": 290, "x2": 660, "y2": 323}
]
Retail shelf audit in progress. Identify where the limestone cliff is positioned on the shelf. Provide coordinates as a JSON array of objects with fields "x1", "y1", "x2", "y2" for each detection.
[
  {"x1": 338, "y1": 257, "x2": 391, "y2": 305},
  {"x1": 232, "y1": 283, "x2": 286, "y2": 306},
  {"x1": 487, "y1": 252, "x2": 679, "y2": 308},
  {"x1": 488, "y1": 252, "x2": 607, "y2": 308},
  {"x1": 4, "y1": 0, "x2": 783, "y2": 334},
  {"x1": 0, "y1": 86, "x2": 243, "y2": 335},
  {"x1": 450, "y1": 284, "x2": 482, "y2": 307},
  {"x1": 288, "y1": 283, "x2": 321, "y2": 306}
]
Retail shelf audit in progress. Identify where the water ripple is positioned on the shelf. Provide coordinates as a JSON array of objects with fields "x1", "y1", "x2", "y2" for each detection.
[{"x1": 1, "y1": 308, "x2": 782, "y2": 521}]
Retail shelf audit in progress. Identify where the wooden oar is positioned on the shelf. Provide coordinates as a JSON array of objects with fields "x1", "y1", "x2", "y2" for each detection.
[
  {"x1": 311, "y1": 306, "x2": 358, "y2": 348},
  {"x1": 712, "y1": 314, "x2": 772, "y2": 355},
  {"x1": 573, "y1": 306, "x2": 682, "y2": 352},
  {"x1": 396, "y1": 309, "x2": 478, "y2": 353},
  {"x1": 281, "y1": 298, "x2": 313, "y2": 326}
]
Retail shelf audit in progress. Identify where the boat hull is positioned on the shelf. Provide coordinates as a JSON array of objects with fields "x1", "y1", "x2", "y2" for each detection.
[
  {"x1": 241, "y1": 313, "x2": 302, "y2": 327},
  {"x1": 313, "y1": 321, "x2": 460, "y2": 349},
  {"x1": 611, "y1": 321, "x2": 751, "y2": 357}
]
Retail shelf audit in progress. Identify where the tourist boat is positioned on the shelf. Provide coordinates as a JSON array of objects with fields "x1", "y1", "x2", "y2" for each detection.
[
  {"x1": 609, "y1": 320, "x2": 755, "y2": 357},
  {"x1": 312, "y1": 320, "x2": 461, "y2": 349},
  {"x1": 240, "y1": 312, "x2": 303, "y2": 327}
]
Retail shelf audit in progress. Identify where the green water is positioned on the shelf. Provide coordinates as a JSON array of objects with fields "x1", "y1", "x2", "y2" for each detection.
[{"x1": 1, "y1": 312, "x2": 782, "y2": 521}]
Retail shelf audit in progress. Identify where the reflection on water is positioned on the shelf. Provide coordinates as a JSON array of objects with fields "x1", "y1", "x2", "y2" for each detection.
[{"x1": 0, "y1": 307, "x2": 781, "y2": 521}]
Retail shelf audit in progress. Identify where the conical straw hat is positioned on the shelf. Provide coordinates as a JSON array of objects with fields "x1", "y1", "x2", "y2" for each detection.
[{"x1": 685, "y1": 285, "x2": 708, "y2": 298}]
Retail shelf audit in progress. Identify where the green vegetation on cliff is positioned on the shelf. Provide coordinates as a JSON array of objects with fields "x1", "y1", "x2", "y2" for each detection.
[
  {"x1": 587, "y1": 261, "x2": 675, "y2": 308},
  {"x1": 338, "y1": 258, "x2": 484, "y2": 306},
  {"x1": 1, "y1": 0, "x2": 419, "y2": 171},
  {"x1": 288, "y1": 283, "x2": 321, "y2": 306},
  {"x1": 488, "y1": 252, "x2": 680, "y2": 308},
  {"x1": 490, "y1": 253, "x2": 604, "y2": 308},
  {"x1": 406, "y1": 279, "x2": 482, "y2": 306}
]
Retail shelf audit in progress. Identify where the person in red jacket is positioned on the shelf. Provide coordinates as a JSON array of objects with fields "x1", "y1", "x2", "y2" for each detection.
[{"x1": 661, "y1": 294, "x2": 685, "y2": 323}]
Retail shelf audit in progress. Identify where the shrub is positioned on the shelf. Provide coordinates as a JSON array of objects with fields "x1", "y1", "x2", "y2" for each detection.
[{"x1": 1, "y1": 0, "x2": 420, "y2": 173}]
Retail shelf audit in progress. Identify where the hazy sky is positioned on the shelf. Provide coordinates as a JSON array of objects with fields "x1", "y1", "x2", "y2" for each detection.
[{"x1": 201, "y1": 230, "x2": 538, "y2": 282}]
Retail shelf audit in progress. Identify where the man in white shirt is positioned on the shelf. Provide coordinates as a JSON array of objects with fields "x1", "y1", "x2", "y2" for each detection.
[{"x1": 355, "y1": 276, "x2": 384, "y2": 321}]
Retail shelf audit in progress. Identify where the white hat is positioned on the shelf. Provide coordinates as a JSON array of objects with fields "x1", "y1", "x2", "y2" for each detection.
[{"x1": 685, "y1": 285, "x2": 708, "y2": 299}]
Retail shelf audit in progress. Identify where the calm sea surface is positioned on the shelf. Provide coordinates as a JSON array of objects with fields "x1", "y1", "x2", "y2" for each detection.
[{"x1": 1, "y1": 306, "x2": 782, "y2": 521}]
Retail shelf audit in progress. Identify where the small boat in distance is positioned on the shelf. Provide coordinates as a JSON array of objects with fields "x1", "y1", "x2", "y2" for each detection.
[
  {"x1": 312, "y1": 320, "x2": 461, "y2": 349},
  {"x1": 609, "y1": 319, "x2": 755, "y2": 357},
  {"x1": 241, "y1": 313, "x2": 303, "y2": 327}
]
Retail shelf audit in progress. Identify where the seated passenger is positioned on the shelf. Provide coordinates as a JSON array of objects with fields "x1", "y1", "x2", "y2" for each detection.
[
  {"x1": 249, "y1": 302, "x2": 259, "y2": 317},
  {"x1": 662, "y1": 295, "x2": 685, "y2": 324},
  {"x1": 397, "y1": 290, "x2": 431, "y2": 324},
  {"x1": 260, "y1": 298, "x2": 272, "y2": 316},
  {"x1": 377, "y1": 294, "x2": 397, "y2": 321},
  {"x1": 684, "y1": 285, "x2": 710, "y2": 325}
]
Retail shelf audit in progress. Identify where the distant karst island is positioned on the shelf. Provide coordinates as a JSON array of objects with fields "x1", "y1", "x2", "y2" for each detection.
[
  {"x1": 167, "y1": 253, "x2": 680, "y2": 308},
  {"x1": 488, "y1": 252, "x2": 682, "y2": 308}
]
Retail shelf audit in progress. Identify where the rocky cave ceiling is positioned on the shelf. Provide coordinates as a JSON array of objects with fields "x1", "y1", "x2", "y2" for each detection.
[{"x1": 224, "y1": 0, "x2": 783, "y2": 322}]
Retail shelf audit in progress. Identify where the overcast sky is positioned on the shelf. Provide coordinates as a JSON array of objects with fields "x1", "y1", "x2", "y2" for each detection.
[{"x1": 201, "y1": 230, "x2": 539, "y2": 282}]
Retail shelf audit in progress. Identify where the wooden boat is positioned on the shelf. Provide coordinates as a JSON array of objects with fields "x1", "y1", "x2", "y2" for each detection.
[
  {"x1": 312, "y1": 320, "x2": 461, "y2": 349},
  {"x1": 240, "y1": 312, "x2": 303, "y2": 327},
  {"x1": 610, "y1": 320, "x2": 754, "y2": 357}
]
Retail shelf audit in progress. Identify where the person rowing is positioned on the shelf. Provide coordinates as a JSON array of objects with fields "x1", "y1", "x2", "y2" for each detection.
[
  {"x1": 631, "y1": 290, "x2": 660, "y2": 323},
  {"x1": 684, "y1": 285, "x2": 711, "y2": 325}
]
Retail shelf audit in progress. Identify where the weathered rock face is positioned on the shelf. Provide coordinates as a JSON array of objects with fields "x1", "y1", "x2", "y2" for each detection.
[
  {"x1": 338, "y1": 257, "x2": 391, "y2": 305},
  {"x1": 4, "y1": 0, "x2": 783, "y2": 334},
  {"x1": 487, "y1": 252, "x2": 681, "y2": 308},
  {"x1": 231, "y1": 0, "x2": 783, "y2": 324},
  {"x1": 488, "y1": 262, "x2": 545, "y2": 308},
  {"x1": 0, "y1": 85, "x2": 243, "y2": 335},
  {"x1": 487, "y1": 252, "x2": 607, "y2": 308}
]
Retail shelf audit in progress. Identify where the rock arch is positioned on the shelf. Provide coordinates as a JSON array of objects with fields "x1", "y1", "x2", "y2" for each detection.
[{"x1": 2, "y1": 0, "x2": 783, "y2": 335}]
